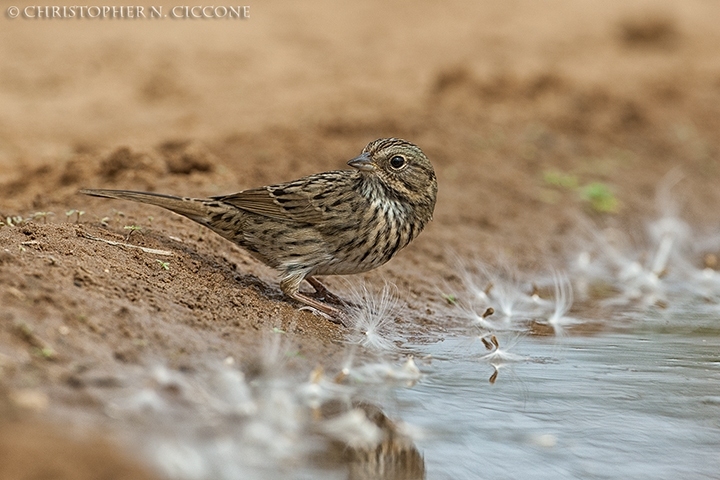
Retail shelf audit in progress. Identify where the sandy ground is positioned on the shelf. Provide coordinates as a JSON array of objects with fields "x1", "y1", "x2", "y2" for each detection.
[{"x1": 2, "y1": 0, "x2": 720, "y2": 477}]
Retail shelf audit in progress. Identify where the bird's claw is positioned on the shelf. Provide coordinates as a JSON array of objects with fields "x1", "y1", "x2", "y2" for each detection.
[{"x1": 298, "y1": 306, "x2": 348, "y2": 326}]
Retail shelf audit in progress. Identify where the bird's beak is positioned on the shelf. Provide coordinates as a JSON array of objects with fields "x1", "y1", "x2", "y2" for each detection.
[{"x1": 347, "y1": 153, "x2": 374, "y2": 172}]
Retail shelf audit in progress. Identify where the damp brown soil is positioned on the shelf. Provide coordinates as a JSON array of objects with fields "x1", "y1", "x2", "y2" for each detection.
[{"x1": 1, "y1": 0, "x2": 720, "y2": 477}]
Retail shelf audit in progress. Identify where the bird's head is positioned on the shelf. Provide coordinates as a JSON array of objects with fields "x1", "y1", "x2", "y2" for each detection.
[{"x1": 348, "y1": 138, "x2": 437, "y2": 212}]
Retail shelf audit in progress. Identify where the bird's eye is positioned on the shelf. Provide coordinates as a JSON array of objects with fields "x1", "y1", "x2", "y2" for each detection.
[{"x1": 389, "y1": 155, "x2": 406, "y2": 169}]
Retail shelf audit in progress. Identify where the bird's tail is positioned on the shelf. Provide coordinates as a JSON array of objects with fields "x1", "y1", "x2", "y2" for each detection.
[{"x1": 80, "y1": 188, "x2": 215, "y2": 226}]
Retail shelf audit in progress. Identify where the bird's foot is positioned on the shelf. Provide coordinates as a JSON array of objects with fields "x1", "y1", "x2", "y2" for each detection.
[
  {"x1": 292, "y1": 291, "x2": 347, "y2": 326},
  {"x1": 305, "y1": 277, "x2": 344, "y2": 303},
  {"x1": 298, "y1": 306, "x2": 347, "y2": 326}
]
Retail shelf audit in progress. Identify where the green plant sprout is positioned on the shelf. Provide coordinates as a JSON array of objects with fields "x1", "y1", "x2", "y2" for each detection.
[
  {"x1": 581, "y1": 182, "x2": 619, "y2": 213},
  {"x1": 123, "y1": 225, "x2": 143, "y2": 241},
  {"x1": 32, "y1": 212, "x2": 55, "y2": 224},
  {"x1": 156, "y1": 259, "x2": 170, "y2": 270},
  {"x1": 442, "y1": 293, "x2": 458, "y2": 305},
  {"x1": 5, "y1": 216, "x2": 25, "y2": 227},
  {"x1": 35, "y1": 347, "x2": 56, "y2": 360},
  {"x1": 65, "y1": 210, "x2": 85, "y2": 223},
  {"x1": 543, "y1": 170, "x2": 579, "y2": 189},
  {"x1": 542, "y1": 170, "x2": 619, "y2": 213}
]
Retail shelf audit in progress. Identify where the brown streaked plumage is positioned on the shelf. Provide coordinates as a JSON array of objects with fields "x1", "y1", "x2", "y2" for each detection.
[{"x1": 80, "y1": 138, "x2": 437, "y2": 323}]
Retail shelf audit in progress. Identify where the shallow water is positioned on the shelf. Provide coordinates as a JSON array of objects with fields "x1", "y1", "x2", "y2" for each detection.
[
  {"x1": 125, "y1": 309, "x2": 720, "y2": 480},
  {"x1": 399, "y1": 325, "x2": 720, "y2": 480},
  {"x1": 100, "y1": 294, "x2": 720, "y2": 480}
]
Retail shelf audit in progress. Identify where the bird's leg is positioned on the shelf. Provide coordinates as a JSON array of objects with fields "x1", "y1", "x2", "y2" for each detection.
[
  {"x1": 305, "y1": 276, "x2": 342, "y2": 302},
  {"x1": 281, "y1": 274, "x2": 346, "y2": 325},
  {"x1": 294, "y1": 293, "x2": 346, "y2": 325},
  {"x1": 306, "y1": 276, "x2": 362, "y2": 310}
]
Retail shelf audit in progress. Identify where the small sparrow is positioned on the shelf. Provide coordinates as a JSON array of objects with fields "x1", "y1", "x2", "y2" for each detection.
[{"x1": 81, "y1": 138, "x2": 437, "y2": 322}]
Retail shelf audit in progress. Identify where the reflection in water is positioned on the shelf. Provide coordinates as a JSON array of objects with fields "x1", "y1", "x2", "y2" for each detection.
[
  {"x1": 92, "y1": 353, "x2": 426, "y2": 480},
  {"x1": 97, "y1": 319, "x2": 720, "y2": 480},
  {"x1": 348, "y1": 404, "x2": 424, "y2": 480},
  {"x1": 320, "y1": 402, "x2": 425, "y2": 480},
  {"x1": 478, "y1": 334, "x2": 531, "y2": 384}
]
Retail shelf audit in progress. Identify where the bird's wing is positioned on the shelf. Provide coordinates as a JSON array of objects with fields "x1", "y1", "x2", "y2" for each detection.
[{"x1": 213, "y1": 176, "x2": 340, "y2": 224}]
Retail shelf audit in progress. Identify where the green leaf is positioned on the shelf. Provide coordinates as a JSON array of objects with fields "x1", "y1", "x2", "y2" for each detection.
[{"x1": 581, "y1": 182, "x2": 619, "y2": 213}]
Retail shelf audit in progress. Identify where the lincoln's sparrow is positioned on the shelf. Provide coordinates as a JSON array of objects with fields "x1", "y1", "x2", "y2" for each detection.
[{"x1": 81, "y1": 138, "x2": 437, "y2": 322}]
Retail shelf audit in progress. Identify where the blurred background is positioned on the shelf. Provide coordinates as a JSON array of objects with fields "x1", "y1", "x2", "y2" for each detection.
[
  {"x1": 2, "y1": 1, "x2": 720, "y2": 479},
  {"x1": 2, "y1": 0, "x2": 718, "y2": 162}
]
